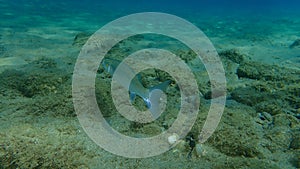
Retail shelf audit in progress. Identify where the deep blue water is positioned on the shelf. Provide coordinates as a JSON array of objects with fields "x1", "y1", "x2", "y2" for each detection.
[
  {"x1": 1, "y1": 0, "x2": 299, "y2": 37},
  {"x1": 2, "y1": 0, "x2": 300, "y2": 21}
]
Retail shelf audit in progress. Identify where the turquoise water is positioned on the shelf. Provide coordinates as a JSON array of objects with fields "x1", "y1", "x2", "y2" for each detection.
[{"x1": 0, "y1": 0, "x2": 299, "y2": 168}]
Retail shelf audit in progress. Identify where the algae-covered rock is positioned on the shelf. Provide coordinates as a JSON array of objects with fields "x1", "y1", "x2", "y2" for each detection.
[
  {"x1": 290, "y1": 135, "x2": 300, "y2": 150},
  {"x1": 232, "y1": 60, "x2": 299, "y2": 117},
  {"x1": 219, "y1": 49, "x2": 249, "y2": 64},
  {"x1": 255, "y1": 99, "x2": 289, "y2": 115},
  {"x1": 273, "y1": 113, "x2": 299, "y2": 128},
  {"x1": 265, "y1": 126, "x2": 293, "y2": 152},
  {"x1": 237, "y1": 61, "x2": 300, "y2": 82},
  {"x1": 0, "y1": 57, "x2": 74, "y2": 117},
  {"x1": 294, "y1": 152, "x2": 300, "y2": 168},
  {"x1": 231, "y1": 86, "x2": 268, "y2": 106},
  {"x1": 0, "y1": 57, "x2": 63, "y2": 96},
  {"x1": 231, "y1": 84, "x2": 297, "y2": 116},
  {"x1": 289, "y1": 39, "x2": 300, "y2": 48},
  {"x1": 208, "y1": 104, "x2": 263, "y2": 158},
  {"x1": 211, "y1": 157, "x2": 280, "y2": 169},
  {"x1": 72, "y1": 32, "x2": 92, "y2": 47},
  {"x1": 0, "y1": 122, "x2": 97, "y2": 168}
]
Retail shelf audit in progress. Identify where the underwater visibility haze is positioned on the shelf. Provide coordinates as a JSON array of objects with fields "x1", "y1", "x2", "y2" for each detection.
[{"x1": 0, "y1": 0, "x2": 299, "y2": 168}]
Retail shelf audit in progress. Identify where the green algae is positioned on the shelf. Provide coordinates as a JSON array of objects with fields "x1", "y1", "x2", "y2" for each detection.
[
  {"x1": 237, "y1": 61, "x2": 300, "y2": 83},
  {"x1": 0, "y1": 36, "x2": 299, "y2": 169}
]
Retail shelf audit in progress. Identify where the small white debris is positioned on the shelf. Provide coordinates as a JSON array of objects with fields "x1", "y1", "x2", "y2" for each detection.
[{"x1": 168, "y1": 133, "x2": 179, "y2": 145}]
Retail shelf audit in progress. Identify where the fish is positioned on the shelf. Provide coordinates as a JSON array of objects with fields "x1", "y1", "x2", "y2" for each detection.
[{"x1": 101, "y1": 58, "x2": 170, "y2": 119}]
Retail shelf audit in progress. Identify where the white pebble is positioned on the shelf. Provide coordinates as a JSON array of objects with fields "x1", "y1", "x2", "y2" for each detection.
[{"x1": 168, "y1": 133, "x2": 179, "y2": 145}]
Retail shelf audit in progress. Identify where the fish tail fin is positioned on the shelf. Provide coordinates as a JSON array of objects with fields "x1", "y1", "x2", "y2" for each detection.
[{"x1": 147, "y1": 80, "x2": 171, "y2": 119}]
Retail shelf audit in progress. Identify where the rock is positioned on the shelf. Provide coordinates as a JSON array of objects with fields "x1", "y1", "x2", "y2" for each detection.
[
  {"x1": 219, "y1": 49, "x2": 248, "y2": 64},
  {"x1": 208, "y1": 107, "x2": 263, "y2": 158},
  {"x1": 259, "y1": 112, "x2": 273, "y2": 121},
  {"x1": 231, "y1": 68, "x2": 298, "y2": 115},
  {"x1": 231, "y1": 86, "x2": 270, "y2": 106},
  {"x1": 168, "y1": 133, "x2": 179, "y2": 145},
  {"x1": 290, "y1": 135, "x2": 300, "y2": 150},
  {"x1": 289, "y1": 39, "x2": 300, "y2": 48},
  {"x1": 0, "y1": 65, "x2": 62, "y2": 98},
  {"x1": 295, "y1": 153, "x2": 300, "y2": 168},
  {"x1": 173, "y1": 140, "x2": 188, "y2": 153},
  {"x1": 255, "y1": 100, "x2": 287, "y2": 116},
  {"x1": 141, "y1": 123, "x2": 163, "y2": 136},
  {"x1": 237, "y1": 61, "x2": 300, "y2": 82},
  {"x1": 72, "y1": 32, "x2": 92, "y2": 47},
  {"x1": 265, "y1": 126, "x2": 293, "y2": 152},
  {"x1": 204, "y1": 89, "x2": 226, "y2": 100},
  {"x1": 273, "y1": 114, "x2": 299, "y2": 127}
]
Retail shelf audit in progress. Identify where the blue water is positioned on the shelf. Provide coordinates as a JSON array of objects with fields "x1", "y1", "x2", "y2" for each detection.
[
  {"x1": 2, "y1": 0, "x2": 300, "y2": 25},
  {"x1": 2, "y1": 0, "x2": 300, "y2": 41}
]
